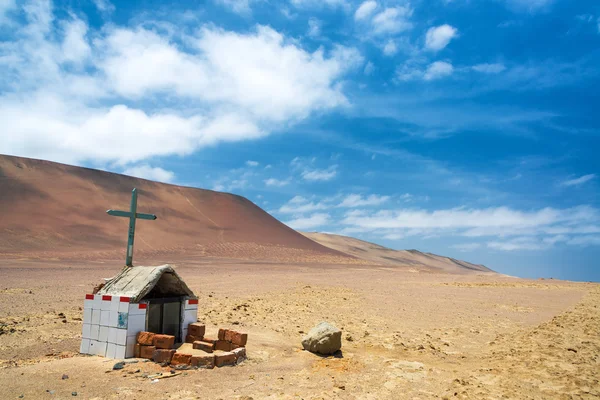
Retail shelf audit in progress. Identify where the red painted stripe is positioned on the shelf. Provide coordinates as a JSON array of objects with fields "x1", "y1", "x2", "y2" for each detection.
[
  {"x1": 102, "y1": 295, "x2": 111, "y2": 301},
  {"x1": 120, "y1": 296, "x2": 130, "y2": 303},
  {"x1": 85, "y1": 294, "x2": 94, "y2": 300},
  {"x1": 138, "y1": 303, "x2": 147, "y2": 309},
  {"x1": 188, "y1": 299, "x2": 198, "y2": 305}
]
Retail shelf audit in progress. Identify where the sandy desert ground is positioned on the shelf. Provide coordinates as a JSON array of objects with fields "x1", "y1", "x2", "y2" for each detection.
[
  {"x1": 1, "y1": 255, "x2": 598, "y2": 399},
  {"x1": 1, "y1": 155, "x2": 599, "y2": 399}
]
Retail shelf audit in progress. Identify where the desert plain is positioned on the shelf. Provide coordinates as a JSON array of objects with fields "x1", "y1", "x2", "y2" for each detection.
[{"x1": 1, "y1": 155, "x2": 599, "y2": 399}]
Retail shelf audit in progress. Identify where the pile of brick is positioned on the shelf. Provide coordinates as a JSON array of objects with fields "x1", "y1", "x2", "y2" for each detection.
[
  {"x1": 187, "y1": 325, "x2": 247, "y2": 367},
  {"x1": 133, "y1": 324, "x2": 247, "y2": 369},
  {"x1": 134, "y1": 331, "x2": 176, "y2": 361}
]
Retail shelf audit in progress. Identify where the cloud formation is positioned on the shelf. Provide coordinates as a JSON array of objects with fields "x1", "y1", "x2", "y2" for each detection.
[
  {"x1": 122, "y1": 164, "x2": 176, "y2": 183},
  {"x1": 0, "y1": 1, "x2": 362, "y2": 167},
  {"x1": 425, "y1": 24, "x2": 458, "y2": 51},
  {"x1": 561, "y1": 174, "x2": 596, "y2": 187}
]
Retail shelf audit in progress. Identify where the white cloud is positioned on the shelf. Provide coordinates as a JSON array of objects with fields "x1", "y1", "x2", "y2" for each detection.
[
  {"x1": 61, "y1": 18, "x2": 91, "y2": 65},
  {"x1": 425, "y1": 24, "x2": 458, "y2": 51},
  {"x1": 383, "y1": 40, "x2": 397, "y2": 56},
  {"x1": 122, "y1": 164, "x2": 176, "y2": 183},
  {"x1": 92, "y1": 0, "x2": 115, "y2": 14},
  {"x1": 338, "y1": 194, "x2": 390, "y2": 207},
  {"x1": 307, "y1": 17, "x2": 321, "y2": 37},
  {"x1": 246, "y1": 160, "x2": 259, "y2": 167},
  {"x1": 0, "y1": 5, "x2": 362, "y2": 167},
  {"x1": 354, "y1": 0, "x2": 377, "y2": 21},
  {"x1": 364, "y1": 61, "x2": 375, "y2": 75},
  {"x1": 424, "y1": 61, "x2": 453, "y2": 80},
  {"x1": 285, "y1": 213, "x2": 331, "y2": 230},
  {"x1": 472, "y1": 63, "x2": 506, "y2": 74},
  {"x1": 561, "y1": 174, "x2": 596, "y2": 187},
  {"x1": 451, "y1": 243, "x2": 481, "y2": 252},
  {"x1": 371, "y1": 6, "x2": 413, "y2": 35},
  {"x1": 567, "y1": 235, "x2": 600, "y2": 246},
  {"x1": 301, "y1": 165, "x2": 338, "y2": 181},
  {"x1": 291, "y1": 0, "x2": 348, "y2": 9},
  {"x1": 215, "y1": 0, "x2": 253, "y2": 15},
  {"x1": 487, "y1": 237, "x2": 547, "y2": 251},
  {"x1": 341, "y1": 205, "x2": 600, "y2": 247},
  {"x1": 279, "y1": 199, "x2": 328, "y2": 214},
  {"x1": 264, "y1": 178, "x2": 291, "y2": 187},
  {"x1": 0, "y1": 0, "x2": 16, "y2": 25},
  {"x1": 504, "y1": 0, "x2": 554, "y2": 13}
]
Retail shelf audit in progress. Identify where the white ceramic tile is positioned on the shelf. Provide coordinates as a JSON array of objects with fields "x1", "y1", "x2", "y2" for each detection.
[
  {"x1": 91, "y1": 309, "x2": 101, "y2": 325},
  {"x1": 106, "y1": 343, "x2": 117, "y2": 359},
  {"x1": 79, "y1": 339, "x2": 90, "y2": 354},
  {"x1": 115, "y1": 345, "x2": 126, "y2": 359},
  {"x1": 100, "y1": 297, "x2": 111, "y2": 311},
  {"x1": 96, "y1": 341, "x2": 107, "y2": 357},
  {"x1": 109, "y1": 310, "x2": 118, "y2": 328},
  {"x1": 118, "y1": 301, "x2": 129, "y2": 313},
  {"x1": 83, "y1": 308, "x2": 92, "y2": 324},
  {"x1": 108, "y1": 327, "x2": 117, "y2": 344},
  {"x1": 83, "y1": 298, "x2": 94, "y2": 309},
  {"x1": 116, "y1": 329, "x2": 127, "y2": 346},
  {"x1": 82, "y1": 323, "x2": 91, "y2": 339},
  {"x1": 100, "y1": 310, "x2": 110, "y2": 326},
  {"x1": 90, "y1": 324, "x2": 100, "y2": 340},
  {"x1": 128, "y1": 303, "x2": 147, "y2": 316},
  {"x1": 125, "y1": 338, "x2": 136, "y2": 358},
  {"x1": 98, "y1": 326, "x2": 108, "y2": 342},
  {"x1": 126, "y1": 314, "x2": 145, "y2": 336}
]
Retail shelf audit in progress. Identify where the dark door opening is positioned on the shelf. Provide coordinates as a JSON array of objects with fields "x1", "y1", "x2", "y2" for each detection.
[{"x1": 146, "y1": 297, "x2": 182, "y2": 342}]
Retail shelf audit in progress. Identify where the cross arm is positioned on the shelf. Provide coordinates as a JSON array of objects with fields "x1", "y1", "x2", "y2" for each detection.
[
  {"x1": 106, "y1": 210, "x2": 131, "y2": 218},
  {"x1": 106, "y1": 210, "x2": 157, "y2": 220},
  {"x1": 136, "y1": 213, "x2": 157, "y2": 220}
]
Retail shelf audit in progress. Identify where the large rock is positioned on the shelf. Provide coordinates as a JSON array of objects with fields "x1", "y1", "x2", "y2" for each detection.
[{"x1": 301, "y1": 322, "x2": 342, "y2": 355}]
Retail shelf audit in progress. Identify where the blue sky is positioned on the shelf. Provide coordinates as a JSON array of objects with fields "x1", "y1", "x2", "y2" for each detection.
[{"x1": 1, "y1": 0, "x2": 599, "y2": 281}]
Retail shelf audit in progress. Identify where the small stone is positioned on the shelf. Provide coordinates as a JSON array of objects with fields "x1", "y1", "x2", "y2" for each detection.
[
  {"x1": 345, "y1": 334, "x2": 353, "y2": 342},
  {"x1": 112, "y1": 362, "x2": 125, "y2": 370},
  {"x1": 62, "y1": 374, "x2": 69, "y2": 380},
  {"x1": 72, "y1": 392, "x2": 77, "y2": 396}
]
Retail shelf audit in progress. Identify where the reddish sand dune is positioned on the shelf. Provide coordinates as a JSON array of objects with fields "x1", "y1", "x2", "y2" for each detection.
[
  {"x1": 0, "y1": 155, "x2": 354, "y2": 263},
  {"x1": 303, "y1": 231, "x2": 494, "y2": 274}
]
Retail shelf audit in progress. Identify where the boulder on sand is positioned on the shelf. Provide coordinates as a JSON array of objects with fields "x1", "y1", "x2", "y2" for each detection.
[{"x1": 301, "y1": 322, "x2": 342, "y2": 355}]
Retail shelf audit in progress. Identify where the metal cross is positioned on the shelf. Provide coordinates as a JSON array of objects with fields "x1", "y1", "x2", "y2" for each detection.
[{"x1": 107, "y1": 188, "x2": 157, "y2": 267}]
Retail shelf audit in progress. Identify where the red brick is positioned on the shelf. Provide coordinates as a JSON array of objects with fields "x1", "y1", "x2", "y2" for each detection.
[
  {"x1": 215, "y1": 340, "x2": 232, "y2": 351},
  {"x1": 137, "y1": 331, "x2": 155, "y2": 346},
  {"x1": 171, "y1": 352, "x2": 192, "y2": 366},
  {"x1": 185, "y1": 334, "x2": 203, "y2": 344},
  {"x1": 224, "y1": 329, "x2": 234, "y2": 342},
  {"x1": 230, "y1": 331, "x2": 248, "y2": 347},
  {"x1": 232, "y1": 347, "x2": 246, "y2": 362},
  {"x1": 134, "y1": 343, "x2": 141, "y2": 358},
  {"x1": 191, "y1": 354, "x2": 215, "y2": 369},
  {"x1": 218, "y1": 328, "x2": 228, "y2": 340},
  {"x1": 152, "y1": 349, "x2": 176, "y2": 364},
  {"x1": 202, "y1": 336, "x2": 218, "y2": 344},
  {"x1": 193, "y1": 340, "x2": 214, "y2": 353},
  {"x1": 214, "y1": 351, "x2": 236, "y2": 367},
  {"x1": 188, "y1": 323, "x2": 205, "y2": 338},
  {"x1": 153, "y1": 334, "x2": 175, "y2": 349},
  {"x1": 139, "y1": 345, "x2": 156, "y2": 359}
]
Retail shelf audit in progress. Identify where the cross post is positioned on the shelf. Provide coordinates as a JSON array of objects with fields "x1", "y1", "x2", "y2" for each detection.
[{"x1": 107, "y1": 188, "x2": 157, "y2": 267}]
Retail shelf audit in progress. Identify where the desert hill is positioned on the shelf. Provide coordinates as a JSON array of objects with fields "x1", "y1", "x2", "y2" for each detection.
[
  {"x1": 302, "y1": 231, "x2": 494, "y2": 274},
  {"x1": 0, "y1": 155, "x2": 353, "y2": 263}
]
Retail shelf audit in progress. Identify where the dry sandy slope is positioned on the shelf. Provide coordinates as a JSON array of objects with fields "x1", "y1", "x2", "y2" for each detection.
[
  {"x1": 0, "y1": 258, "x2": 598, "y2": 399},
  {"x1": 303, "y1": 231, "x2": 494, "y2": 274},
  {"x1": 0, "y1": 155, "x2": 353, "y2": 264}
]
